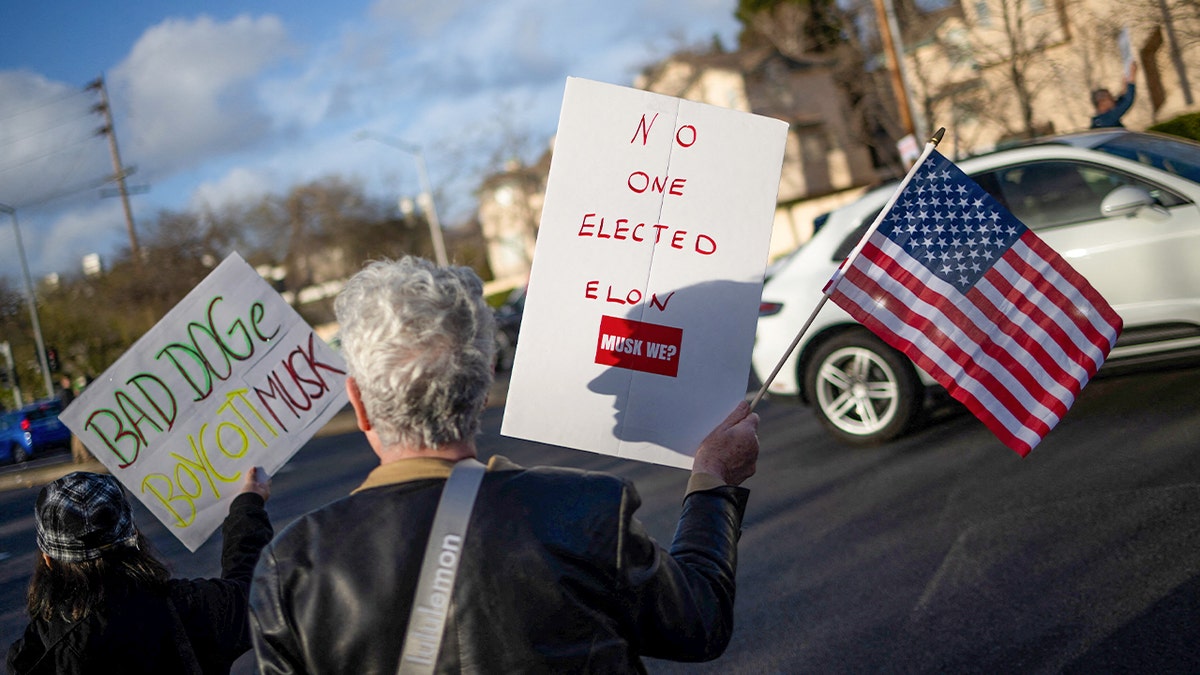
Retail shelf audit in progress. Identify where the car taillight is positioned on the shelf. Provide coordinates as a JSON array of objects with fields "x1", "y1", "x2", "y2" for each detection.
[
  {"x1": 20, "y1": 419, "x2": 31, "y2": 431},
  {"x1": 759, "y1": 301, "x2": 783, "y2": 317}
]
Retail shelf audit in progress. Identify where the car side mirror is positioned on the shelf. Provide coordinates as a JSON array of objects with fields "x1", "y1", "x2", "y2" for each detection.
[{"x1": 1100, "y1": 185, "x2": 1157, "y2": 218}]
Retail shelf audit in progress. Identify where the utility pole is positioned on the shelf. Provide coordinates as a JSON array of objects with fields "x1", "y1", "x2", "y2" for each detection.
[
  {"x1": 873, "y1": 0, "x2": 925, "y2": 142},
  {"x1": 0, "y1": 204, "x2": 54, "y2": 400},
  {"x1": 87, "y1": 75, "x2": 141, "y2": 258}
]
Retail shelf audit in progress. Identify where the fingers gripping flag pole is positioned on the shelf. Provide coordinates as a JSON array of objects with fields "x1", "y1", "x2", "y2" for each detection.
[
  {"x1": 752, "y1": 128, "x2": 1124, "y2": 456},
  {"x1": 749, "y1": 128, "x2": 947, "y2": 410}
]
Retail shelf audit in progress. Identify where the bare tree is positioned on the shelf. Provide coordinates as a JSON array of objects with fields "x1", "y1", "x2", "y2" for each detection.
[
  {"x1": 234, "y1": 176, "x2": 417, "y2": 294},
  {"x1": 732, "y1": 0, "x2": 915, "y2": 177},
  {"x1": 10, "y1": 173, "x2": 451, "y2": 391},
  {"x1": 894, "y1": 0, "x2": 1090, "y2": 149}
]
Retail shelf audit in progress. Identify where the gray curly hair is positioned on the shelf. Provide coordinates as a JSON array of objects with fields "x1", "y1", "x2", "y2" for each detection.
[{"x1": 334, "y1": 257, "x2": 496, "y2": 449}]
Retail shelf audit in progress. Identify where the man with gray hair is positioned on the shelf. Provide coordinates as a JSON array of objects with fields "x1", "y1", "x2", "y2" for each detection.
[{"x1": 249, "y1": 256, "x2": 759, "y2": 673}]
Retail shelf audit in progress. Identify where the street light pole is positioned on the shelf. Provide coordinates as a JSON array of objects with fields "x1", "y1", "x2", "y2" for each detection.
[
  {"x1": 0, "y1": 203, "x2": 55, "y2": 400},
  {"x1": 354, "y1": 131, "x2": 449, "y2": 266}
]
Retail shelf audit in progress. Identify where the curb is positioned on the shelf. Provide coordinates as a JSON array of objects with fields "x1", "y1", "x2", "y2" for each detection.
[{"x1": 0, "y1": 459, "x2": 109, "y2": 492}]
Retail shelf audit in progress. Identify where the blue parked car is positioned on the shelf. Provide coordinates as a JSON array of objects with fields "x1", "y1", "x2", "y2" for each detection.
[{"x1": 0, "y1": 400, "x2": 72, "y2": 464}]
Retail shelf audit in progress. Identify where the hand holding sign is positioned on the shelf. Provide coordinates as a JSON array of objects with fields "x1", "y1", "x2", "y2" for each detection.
[
  {"x1": 692, "y1": 401, "x2": 759, "y2": 487},
  {"x1": 240, "y1": 466, "x2": 272, "y2": 501}
]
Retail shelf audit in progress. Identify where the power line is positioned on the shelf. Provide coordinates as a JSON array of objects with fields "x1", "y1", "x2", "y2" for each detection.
[
  {"x1": 0, "y1": 87, "x2": 92, "y2": 124},
  {"x1": 0, "y1": 106, "x2": 99, "y2": 151},
  {"x1": 0, "y1": 133, "x2": 102, "y2": 176},
  {"x1": 12, "y1": 172, "x2": 129, "y2": 211}
]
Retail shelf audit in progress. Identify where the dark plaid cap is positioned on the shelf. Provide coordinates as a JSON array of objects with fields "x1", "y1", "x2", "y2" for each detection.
[{"x1": 35, "y1": 472, "x2": 138, "y2": 562}]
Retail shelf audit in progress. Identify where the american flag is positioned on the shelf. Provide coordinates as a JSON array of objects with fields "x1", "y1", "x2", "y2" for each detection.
[{"x1": 826, "y1": 150, "x2": 1123, "y2": 456}]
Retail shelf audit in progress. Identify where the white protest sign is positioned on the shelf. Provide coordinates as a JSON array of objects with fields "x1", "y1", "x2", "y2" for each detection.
[
  {"x1": 501, "y1": 77, "x2": 787, "y2": 469},
  {"x1": 59, "y1": 252, "x2": 348, "y2": 551},
  {"x1": 1119, "y1": 26, "x2": 1133, "y2": 70}
]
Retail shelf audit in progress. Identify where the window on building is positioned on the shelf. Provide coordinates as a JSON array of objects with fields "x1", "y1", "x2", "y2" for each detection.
[
  {"x1": 945, "y1": 28, "x2": 975, "y2": 67},
  {"x1": 975, "y1": 0, "x2": 991, "y2": 26}
]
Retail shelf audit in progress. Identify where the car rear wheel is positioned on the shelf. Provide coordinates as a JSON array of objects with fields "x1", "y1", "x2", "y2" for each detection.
[
  {"x1": 11, "y1": 444, "x2": 28, "y2": 464},
  {"x1": 804, "y1": 329, "x2": 923, "y2": 445}
]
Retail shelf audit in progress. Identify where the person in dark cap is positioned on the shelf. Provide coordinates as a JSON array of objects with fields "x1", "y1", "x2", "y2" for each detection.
[{"x1": 7, "y1": 469, "x2": 273, "y2": 675}]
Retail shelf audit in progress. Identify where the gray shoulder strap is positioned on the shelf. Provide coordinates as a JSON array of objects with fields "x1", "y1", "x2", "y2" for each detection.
[{"x1": 398, "y1": 457, "x2": 487, "y2": 675}]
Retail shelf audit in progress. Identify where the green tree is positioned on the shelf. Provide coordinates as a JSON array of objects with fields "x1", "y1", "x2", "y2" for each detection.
[{"x1": 736, "y1": 0, "x2": 846, "y2": 56}]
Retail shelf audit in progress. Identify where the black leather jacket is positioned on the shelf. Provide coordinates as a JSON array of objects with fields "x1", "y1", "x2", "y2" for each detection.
[{"x1": 250, "y1": 456, "x2": 749, "y2": 674}]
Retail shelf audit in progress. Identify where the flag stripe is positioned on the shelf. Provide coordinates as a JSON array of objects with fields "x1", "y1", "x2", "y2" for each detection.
[
  {"x1": 982, "y1": 258, "x2": 1104, "y2": 380},
  {"x1": 1011, "y1": 233, "x2": 1122, "y2": 351},
  {"x1": 840, "y1": 245, "x2": 1065, "y2": 435},
  {"x1": 848, "y1": 308, "x2": 1037, "y2": 455},
  {"x1": 860, "y1": 238, "x2": 1084, "y2": 401},
  {"x1": 975, "y1": 270, "x2": 1098, "y2": 381},
  {"x1": 825, "y1": 149, "x2": 1122, "y2": 455},
  {"x1": 1000, "y1": 241, "x2": 1114, "y2": 357},
  {"x1": 832, "y1": 277, "x2": 1044, "y2": 454}
]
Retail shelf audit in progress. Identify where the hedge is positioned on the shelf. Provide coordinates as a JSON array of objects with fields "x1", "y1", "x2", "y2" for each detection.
[{"x1": 1148, "y1": 112, "x2": 1200, "y2": 142}]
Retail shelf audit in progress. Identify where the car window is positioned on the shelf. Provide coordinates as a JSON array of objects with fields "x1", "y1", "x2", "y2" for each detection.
[
  {"x1": 1093, "y1": 134, "x2": 1200, "y2": 183},
  {"x1": 831, "y1": 206, "x2": 884, "y2": 262},
  {"x1": 18, "y1": 402, "x2": 63, "y2": 422},
  {"x1": 812, "y1": 211, "x2": 831, "y2": 234},
  {"x1": 971, "y1": 160, "x2": 1187, "y2": 231}
]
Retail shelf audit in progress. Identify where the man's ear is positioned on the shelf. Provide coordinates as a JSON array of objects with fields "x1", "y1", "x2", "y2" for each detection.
[{"x1": 345, "y1": 377, "x2": 372, "y2": 432}]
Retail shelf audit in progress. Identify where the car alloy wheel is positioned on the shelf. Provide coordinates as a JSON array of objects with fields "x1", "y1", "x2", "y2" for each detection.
[
  {"x1": 804, "y1": 329, "x2": 922, "y2": 445},
  {"x1": 11, "y1": 444, "x2": 28, "y2": 464}
]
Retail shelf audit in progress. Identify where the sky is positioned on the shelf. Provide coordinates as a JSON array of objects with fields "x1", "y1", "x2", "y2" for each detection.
[{"x1": 0, "y1": 0, "x2": 743, "y2": 281}]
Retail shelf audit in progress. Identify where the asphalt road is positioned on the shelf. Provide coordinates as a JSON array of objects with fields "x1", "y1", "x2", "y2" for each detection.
[{"x1": 1, "y1": 363, "x2": 1198, "y2": 673}]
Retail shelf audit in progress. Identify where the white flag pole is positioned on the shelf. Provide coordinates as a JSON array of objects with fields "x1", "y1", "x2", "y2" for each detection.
[{"x1": 749, "y1": 127, "x2": 946, "y2": 411}]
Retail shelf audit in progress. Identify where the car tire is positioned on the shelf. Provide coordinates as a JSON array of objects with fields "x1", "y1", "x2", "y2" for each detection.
[
  {"x1": 11, "y1": 444, "x2": 28, "y2": 464},
  {"x1": 803, "y1": 328, "x2": 924, "y2": 445}
]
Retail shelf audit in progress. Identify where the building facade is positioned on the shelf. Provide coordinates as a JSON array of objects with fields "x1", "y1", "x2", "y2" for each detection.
[
  {"x1": 904, "y1": 0, "x2": 1200, "y2": 157},
  {"x1": 476, "y1": 46, "x2": 886, "y2": 288}
]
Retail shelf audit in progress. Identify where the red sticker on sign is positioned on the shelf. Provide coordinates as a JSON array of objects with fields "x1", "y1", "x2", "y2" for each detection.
[{"x1": 594, "y1": 315, "x2": 683, "y2": 377}]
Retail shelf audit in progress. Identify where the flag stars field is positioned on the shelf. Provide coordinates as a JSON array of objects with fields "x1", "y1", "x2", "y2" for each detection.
[{"x1": 882, "y1": 165, "x2": 1024, "y2": 291}]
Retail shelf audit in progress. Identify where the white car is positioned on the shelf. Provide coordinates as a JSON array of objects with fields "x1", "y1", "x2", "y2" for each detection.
[{"x1": 752, "y1": 129, "x2": 1200, "y2": 445}]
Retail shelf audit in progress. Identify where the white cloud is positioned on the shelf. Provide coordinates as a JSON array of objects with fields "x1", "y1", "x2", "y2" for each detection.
[
  {"x1": 110, "y1": 14, "x2": 296, "y2": 176},
  {"x1": 189, "y1": 166, "x2": 278, "y2": 211},
  {"x1": 368, "y1": 0, "x2": 466, "y2": 36},
  {"x1": 2, "y1": 1, "x2": 742, "y2": 279},
  {"x1": 206, "y1": 1, "x2": 741, "y2": 225},
  {"x1": 7, "y1": 201, "x2": 130, "y2": 278},
  {"x1": 0, "y1": 72, "x2": 113, "y2": 212}
]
